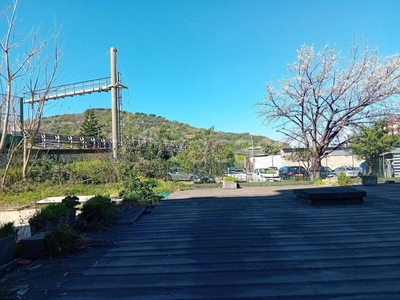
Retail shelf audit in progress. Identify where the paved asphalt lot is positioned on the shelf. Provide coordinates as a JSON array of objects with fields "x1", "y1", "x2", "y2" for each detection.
[{"x1": 3, "y1": 183, "x2": 400, "y2": 299}]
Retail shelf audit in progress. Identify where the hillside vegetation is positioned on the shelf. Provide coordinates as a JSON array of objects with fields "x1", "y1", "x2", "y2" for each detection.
[{"x1": 40, "y1": 108, "x2": 279, "y2": 152}]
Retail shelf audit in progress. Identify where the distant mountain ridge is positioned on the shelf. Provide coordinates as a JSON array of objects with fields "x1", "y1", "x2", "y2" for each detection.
[{"x1": 40, "y1": 108, "x2": 276, "y2": 150}]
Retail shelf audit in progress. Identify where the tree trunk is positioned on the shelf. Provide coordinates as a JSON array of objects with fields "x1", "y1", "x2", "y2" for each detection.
[
  {"x1": 311, "y1": 155, "x2": 322, "y2": 180},
  {"x1": 0, "y1": 146, "x2": 16, "y2": 190}
]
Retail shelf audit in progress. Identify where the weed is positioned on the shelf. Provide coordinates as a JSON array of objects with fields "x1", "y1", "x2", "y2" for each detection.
[
  {"x1": 0, "y1": 183, "x2": 121, "y2": 207},
  {"x1": 0, "y1": 222, "x2": 15, "y2": 239},
  {"x1": 313, "y1": 178, "x2": 325, "y2": 186},
  {"x1": 75, "y1": 195, "x2": 119, "y2": 231},
  {"x1": 325, "y1": 177, "x2": 338, "y2": 186},
  {"x1": 44, "y1": 225, "x2": 82, "y2": 256},
  {"x1": 29, "y1": 204, "x2": 74, "y2": 235},
  {"x1": 121, "y1": 169, "x2": 162, "y2": 206},
  {"x1": 337, "y1": 172, "x2": 352, "y2": 186}
]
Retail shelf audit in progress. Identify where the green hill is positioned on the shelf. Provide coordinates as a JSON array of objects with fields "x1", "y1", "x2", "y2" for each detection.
[{"x1": 40, "y1": 108, "x2": 280, "y2": 152}]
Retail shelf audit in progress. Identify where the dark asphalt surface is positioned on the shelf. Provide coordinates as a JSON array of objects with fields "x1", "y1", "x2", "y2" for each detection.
[{"x1": 3, "y1": 183, "x2": 400, "y2": 299}]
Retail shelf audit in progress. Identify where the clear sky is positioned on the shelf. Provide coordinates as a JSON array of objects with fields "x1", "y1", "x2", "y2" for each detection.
[{"x1": 12, "y1": 0, "x2": 400, "y2": 141}]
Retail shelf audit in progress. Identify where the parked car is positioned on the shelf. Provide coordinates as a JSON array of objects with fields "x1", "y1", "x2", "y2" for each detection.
[
  {"x1": 308, "y1": 166, "x2": 336, "y2": 180},
  {"x1": 167, "y1": 167, "x2": 194, "y2": 181},
  {"x1": 279, "y1": 166, "x2": 309, "y2": 180},
  {"x1": 250, "y1": 167, "x2": 281, "y2": 182},
  {"x1": 334, "y1": 166, "x2": 360, "y2": 178},
  {"x1": 193, "y1": 173, "x2": 216, "y2": 183},
  {"x1": 225, "y1": 167, "x2": 247, "y2": 182}
]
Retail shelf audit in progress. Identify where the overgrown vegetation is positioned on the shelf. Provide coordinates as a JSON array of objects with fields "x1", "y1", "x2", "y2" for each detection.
[
  {"x1": 0, "y1": 222, "x2": 15, "y2": 239},
  {"x1": 28, "y1": 202, "x2": 75, "y2": 235},
  {"x1": 337, "y1": 172, "x2": 352, "y2": 186},
  {"x1": 75, "y1": 195, "x2": 119, "y2": 231},
  {"x1": 44, "y1": 225, "x2": 82, "y2": 256},
  {"x1": 120, "y1": 168, "x2": 162, "y2": 207}
]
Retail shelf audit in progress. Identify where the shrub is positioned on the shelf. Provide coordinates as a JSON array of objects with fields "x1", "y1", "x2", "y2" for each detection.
[
  {"x1": 120, "y1": 168, "x2": 162, "y2": 206},
  {"x1": 337, "y1": 172, "x2": 352, "y2": 186},
  {"x1": 325, "y1": 177, "x2": 338, "y2": 186},
  {"x1": 223, "y1": 176, "x2": 238, "y2": 182},
  {"x1": 0, "y1": 222, "x2": 15, "y2": 239},
  {"x1": 76, "y1": 195, "x2": 119, "y2": 231},
  {"x1": 313, "y1": 178, "x2": 325, "y2": 186},
  {"x1": 68, "y1": 160, "x2": 119, "y2": 184},
  {"x1": 61, "y1": 196, "x2": 80, "y2": 209},
  {"x1": 44, "y1": 225, "x2": 82, "y2": 256},
  {"x1": 1, "y1": 167, "x2": 23, "y2": 187},
  {"x1": 30, "y1": 204, "x2": 71, "y2": 222},
  {"x1": 29, "y1": 203, "x2": 74, "y2": 235},
  {"x1": 29, "y1": 156, "x2": 57, "y2": 183}
]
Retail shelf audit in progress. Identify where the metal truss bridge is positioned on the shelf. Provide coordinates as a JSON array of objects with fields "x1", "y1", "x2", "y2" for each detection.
[{"x1": 23, "y1": 77, "x2": 126, "y2": 104}]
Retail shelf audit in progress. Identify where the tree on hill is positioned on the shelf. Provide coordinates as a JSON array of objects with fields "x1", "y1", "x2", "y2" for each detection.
[
  {"x1": 348, "y1": 120, "x2": 400, "y2": 175},
  {"x1": 258, "y1": 42, "x2": 400, "y2": 179},
  {"x1": 80, "y1": 109, "x2": 102, "y2": 137}
]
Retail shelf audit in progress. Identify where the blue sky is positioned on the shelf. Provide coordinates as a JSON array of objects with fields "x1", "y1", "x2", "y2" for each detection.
[{"x1": 12, "y1": 0, "x2": 400, "y2": 141}]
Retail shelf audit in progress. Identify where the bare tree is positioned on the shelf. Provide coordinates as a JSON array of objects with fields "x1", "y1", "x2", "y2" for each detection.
[
  {"x1": 257, "y1": 43, "x2": 400, "y2": 179},
  {"x1": 0, "y1": 0, "x2": 60, "y2": 187}
]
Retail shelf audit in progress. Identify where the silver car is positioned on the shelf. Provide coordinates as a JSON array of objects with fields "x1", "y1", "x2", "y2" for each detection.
[
  {"x1": 167, "y1": 167, "x2": 194, "y2": 181},
  {"x1": 334, "y1": 166, "x2": 360, "y2": 178}
]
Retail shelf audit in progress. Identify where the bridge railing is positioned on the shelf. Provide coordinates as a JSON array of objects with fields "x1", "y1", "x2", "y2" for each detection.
[
  {"x1": 24, "y1": 77, "x2": 112, "y2": 103},
  {"x1": 33, "y1": 133, "x2": 112, "y2": 149},
  {"x1": 32, "y1": 134, "x2": 189, "y2": 152}
]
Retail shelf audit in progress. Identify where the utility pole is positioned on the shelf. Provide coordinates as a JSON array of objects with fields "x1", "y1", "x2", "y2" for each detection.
[
  {"x1": 250, "y1": 134, "x2": 254, "y2": 172},
  {"x1": 110, "y1": 47, "x2": 118, "y2": 159}
]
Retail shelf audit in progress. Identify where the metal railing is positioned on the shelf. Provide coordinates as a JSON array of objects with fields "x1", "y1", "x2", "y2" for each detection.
[
  {"x1": 31, "y1": 133, "x2": 188, "y2": 152},
  {"x1": 24, "y1": 77, "x2": 112, "y2": 103}
]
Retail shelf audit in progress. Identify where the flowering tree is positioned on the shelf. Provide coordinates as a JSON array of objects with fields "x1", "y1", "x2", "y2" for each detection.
[{"x1": 258, "y1": 43, "x2": 400, "y2": 179}]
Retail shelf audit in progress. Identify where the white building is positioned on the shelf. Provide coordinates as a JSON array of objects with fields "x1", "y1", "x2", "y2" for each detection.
[{"x1": 245, "y1": 147, "x2": 363, "y2": 173}]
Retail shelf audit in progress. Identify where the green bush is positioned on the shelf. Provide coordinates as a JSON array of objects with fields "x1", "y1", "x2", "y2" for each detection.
[
  {"x1": 27, "y1": 157, "x2": 119, "y2": 186},
  {"x1": 68, "y1": 160, "x2": 119, "y2": 184},
  {"x1": 61, "y1": 196, "x2": 80, "y2": 209},
  {"x1": 313, "y1": 178, "x2": 325, "y2": 186},
  {"x1": 76, "y1": 195, "x2": 119, "y2": 231},
  {"x1": 325, "y1": 177, "x2": 338, "y2": 186},
  {"x1": 337, "y1": 172, "x2": 352, "y2": 186},
  {"x1": 0, "y1": 222, "x2": 15, "y2": 239},
  {"x1": 1, "y1": 167, "x2": 23, "y2": 187},
  {"x1": 120, "y1": 168, "x2": 162, "y2": 206},
  {"x1": 29, "y1": 203, "x2": 74, "y2": 235},
  {"x1": 31, "y1": 204, "x2": 71, "y2": 222},
  {"x1": 44, "y1": 225, "x2": 81, "y2": 256},
  {"x1": 223, "y1": 176, "x2": 238, "y2": 182},
  {"x1": 153, "y1": 179, "x2": 191, "y2": 194},
  {"x1": 29, "y1": 156, "x2": 57, "y2": 183}
]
